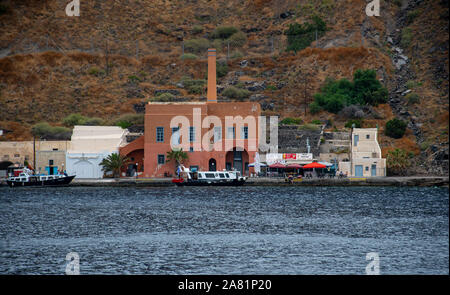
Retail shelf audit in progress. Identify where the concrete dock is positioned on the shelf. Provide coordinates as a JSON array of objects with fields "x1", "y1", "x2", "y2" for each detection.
[{"x1": 65, "y1": 176, "x2": 449, "y2": 187}]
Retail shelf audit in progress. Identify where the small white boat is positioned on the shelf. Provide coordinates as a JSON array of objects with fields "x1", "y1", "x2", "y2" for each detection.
[{"x1": 172, "y1": 166, "x2": 246, "y2": 186}]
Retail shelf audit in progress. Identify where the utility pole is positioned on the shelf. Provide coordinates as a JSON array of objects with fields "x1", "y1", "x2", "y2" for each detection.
[
  {"x1": 105, "y1": 38, "x2": 109, "y2": 75},
  {"x1": 33, "y1": 135, "x2": 35, "y2": 171},
  {"x1": 135, "y1": 39, "x2": 139, "y2": 60},
  {"x1": 297, "y1": 69, "x2": 312, "y2": 116},
  {"x1": 315, "y1": 30, "x2": 318, "y2": 47}
]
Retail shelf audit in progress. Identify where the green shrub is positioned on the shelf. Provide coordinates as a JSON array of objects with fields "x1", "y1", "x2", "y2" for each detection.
[
  {"x1": 386, "y1": 148, "x2": 410, "y2": 175},
  {"x1": 83, "y1": 117, "x2": 104, "y2": 126},
  {"x1": 298, "y1": 123, "x2": 320, "y2": 131},
  {"x1": 311, "y1": 119, "x2": 322, "y2": 125},
  {"x1": 406, "y1": 80, "x2": 416, "y2": 89},
  {"x1": 230, "y1": 50, "x2": 244, "y2": 59},
  {"x1": 88, "y1": 67, "x2": 105, "y2": 77},
  {"x1": 400, "y1": 28, "x2": 412, "y2": 48},
  {"x1": 420, "y1": 141, "x2": 431, "y2": 151},
  {"x1": 114, "y1": 113, "x2": 144, "y2": 129},
  {"x1": 280, "y1": 117, "x2": 303, "y2": 125},
  {"x1": 311, "y1": 69, "x2": 388, "y2": 114},
  {"x1": 216, "y1": 62, "x2": 228, "y2": 78},
  {"x1": 344, "y1": 119, "x2": 363, "y2": 128},
  {"x1": 285, "y1": 15, "x2": 327, "y2": 52},
  {"x1": 266, "y1": 85, "x2": 277, "y2": 91},
  {"x1": 128, "y1": 75, "x2": 141, "y2": 83},
  {"x1": 212, "y1": 39, "x2": 224, "y2": 51},
  {"x1": 152, "y1": 92, "x2": 175, "y2": 101},
  {"x1": 62, "y1": 113, "x2": 87, "y2": 127},
  {"x1": 180, "y1": 53, "x2": 198, "y2": 60},
  {"x1": 227, "y1": 31, "x2": 247, "y2": 47},
  {"x1": 184, "y1": 38, "x2": 210, "y2": 54},
  {"x1": 192, "y1": 25, "x2": 203, "y2": 34},
  {"x1": 222, "y1": 86, "x2": 251, "y2": 100},
  {"x1": 385, "y1": 118, "x2": 407, "y2": 139},
  {"x1": 31, "y1": 122, "x2": 72, "y2": 140},
  {"x1": 405, "y1": 92, "x2": 420, "y2": 104},
  {"x1": 181, "y1": 77, "x2": 206, "y2": 88},
  {"x1": 211, "y1": 26, "x2": 239, "y2": 39},
  {"x1": 309, "y1": 102, "x2": 322, "y2": 114},
  {"x1": 407, "y1": 10, "x2": 420, "y2": 24},
  {"x1": 187, "y1": 85, "x2": 204, "y2": 95}
]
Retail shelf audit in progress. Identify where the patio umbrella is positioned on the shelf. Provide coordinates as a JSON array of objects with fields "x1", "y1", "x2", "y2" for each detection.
[
  {"x1": 318, "y1": 161, "x2": 333, "y2": 167},
  {"x1": 286, "y1": 163, "x2": 303, "y2": 169},
  {"x1": 248, "y1": 162, "x2": 267, "y2": 167},
  {"x1": 303, "y1": 162, "x2": 327, "y2": 169},
  {"x1": 269, "y1": 163, "x2": 286, "y2": 169}
]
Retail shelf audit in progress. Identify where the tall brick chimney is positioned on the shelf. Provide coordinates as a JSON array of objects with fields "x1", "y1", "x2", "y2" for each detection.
[{"x1": 207, "y1": 48, "x2": 217, "y2": 103}]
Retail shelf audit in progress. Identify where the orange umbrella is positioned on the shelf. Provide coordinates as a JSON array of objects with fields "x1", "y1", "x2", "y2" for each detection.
[{"x1": 303, "y1": 162, "x2": 326, "y2": 169}]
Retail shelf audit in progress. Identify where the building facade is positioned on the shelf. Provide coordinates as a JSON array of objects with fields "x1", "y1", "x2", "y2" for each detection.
[
  {"x1": 338, "y1": 128, "x2": 386, "y2": 177},
  {"x1": 66, "y1": 126, "x2": 128, "y2": 178},
  {"x1": 0, "y1": 140, "x2": 69, "y2": 177},
  {"x1": 122, "y1": 49, "x2": 262, "y2": 178}
]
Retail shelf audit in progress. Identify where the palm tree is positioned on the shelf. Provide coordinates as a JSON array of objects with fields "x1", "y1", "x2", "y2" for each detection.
[
  {"x1": 99, "y1": 153, "x2": 129, "y2": 178},
  {"x1": 166, "y1": 148, "x2": 188, "y2": 170},
  {"x1": 386, "y1": 148, "x2": 410, "y2": 175}
]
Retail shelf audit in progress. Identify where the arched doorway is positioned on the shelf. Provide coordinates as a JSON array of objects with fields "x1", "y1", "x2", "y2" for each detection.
[
  {"x1": 225, "y1": 148, "x2": 249, "y2": 175},
  {"x1": 209, "y1": 158, "x2": 217, "y2": 171},
  {"x1": 0, "y1": 161, "x2": 13, "y2": 178},
  {"x1": 0, "y1": 161, "x2": 13, "y2": 170}
]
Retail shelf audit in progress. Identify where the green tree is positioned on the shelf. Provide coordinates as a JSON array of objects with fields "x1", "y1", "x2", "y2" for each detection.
[
  {"x1": 99, "y1": 153, "x2": 129, "y2": 178},
  {"x1": 166, "y1": 149, "x2": 189, "y2": 168},
  {"x1": 385, "y1": 118, "x2": 407, "y2": 139},
  {"x1": 386, "y1": 148, "x2": 410, "y2": 175},
  {"x1": 311, "y1": 69, "x2": 388, "y2": 114}
]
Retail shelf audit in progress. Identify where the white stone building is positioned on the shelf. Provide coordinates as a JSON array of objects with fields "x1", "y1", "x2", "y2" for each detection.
[
  {"x1": 338, "y1": 128, "x2": 386, "y2": 177},
  {"x1": 66, "y1": 126, "x2": 129, "y2": 178}
]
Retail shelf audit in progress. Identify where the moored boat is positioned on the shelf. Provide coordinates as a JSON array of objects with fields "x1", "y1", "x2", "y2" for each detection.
[
  {"x1": 172, "y1": 166, "x2": 246, "y2": 186},
  {"x1": 6, "y1": 168, "x2": 75, "y2": 188}
]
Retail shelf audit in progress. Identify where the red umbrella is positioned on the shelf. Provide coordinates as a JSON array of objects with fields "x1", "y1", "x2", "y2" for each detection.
[
  {"x1": 286, "y1": 163, "x2": 303, "y2": 169},
  {"x1": 303, "y1": 162, "x2": 326, "y2": 169},
  {"x1": 269, "y1": 163, "x2": 286, "y2": 169}
]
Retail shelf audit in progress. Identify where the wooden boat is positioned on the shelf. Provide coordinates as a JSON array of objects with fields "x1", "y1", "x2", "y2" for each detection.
[
  {"x1": 6, "y1": 168, "x2": 75, "y2": 188},
  {"x1": 172, "y1": 166, "x2": 246, "y2": 186}
]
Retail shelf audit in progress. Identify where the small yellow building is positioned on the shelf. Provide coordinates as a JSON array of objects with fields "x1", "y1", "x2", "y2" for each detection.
[{"x1": 338, "y1": 128, "x2": 386, "y2": 177}]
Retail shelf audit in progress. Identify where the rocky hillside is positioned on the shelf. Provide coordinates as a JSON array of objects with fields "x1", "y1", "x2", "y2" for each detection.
[{"x1": 0, "y1": 0, "x2": 448, "y2": 175}]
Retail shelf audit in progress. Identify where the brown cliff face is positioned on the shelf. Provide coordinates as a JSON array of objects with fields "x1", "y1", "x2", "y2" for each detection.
[{"x1": 0, "y1": 0, "x2": 448, "y2": 174}]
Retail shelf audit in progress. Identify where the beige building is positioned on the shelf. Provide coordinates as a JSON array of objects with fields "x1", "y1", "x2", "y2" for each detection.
[
  {"x1": 0, "y1": 140, "x2": 70, "y2": 176},
  {"x1": 338, "y1": 128, "x2": 386, "y2": 177}
]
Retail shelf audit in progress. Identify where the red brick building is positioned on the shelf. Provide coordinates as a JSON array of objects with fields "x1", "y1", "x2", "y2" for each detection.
[{"x1": 120, "y1": 49, "x2": 261, "y2": 177}]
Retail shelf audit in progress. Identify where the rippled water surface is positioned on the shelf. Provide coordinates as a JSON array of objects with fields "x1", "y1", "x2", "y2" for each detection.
[{"x1": 0, "y1": 186, "x2": 448, "y2": 274}]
